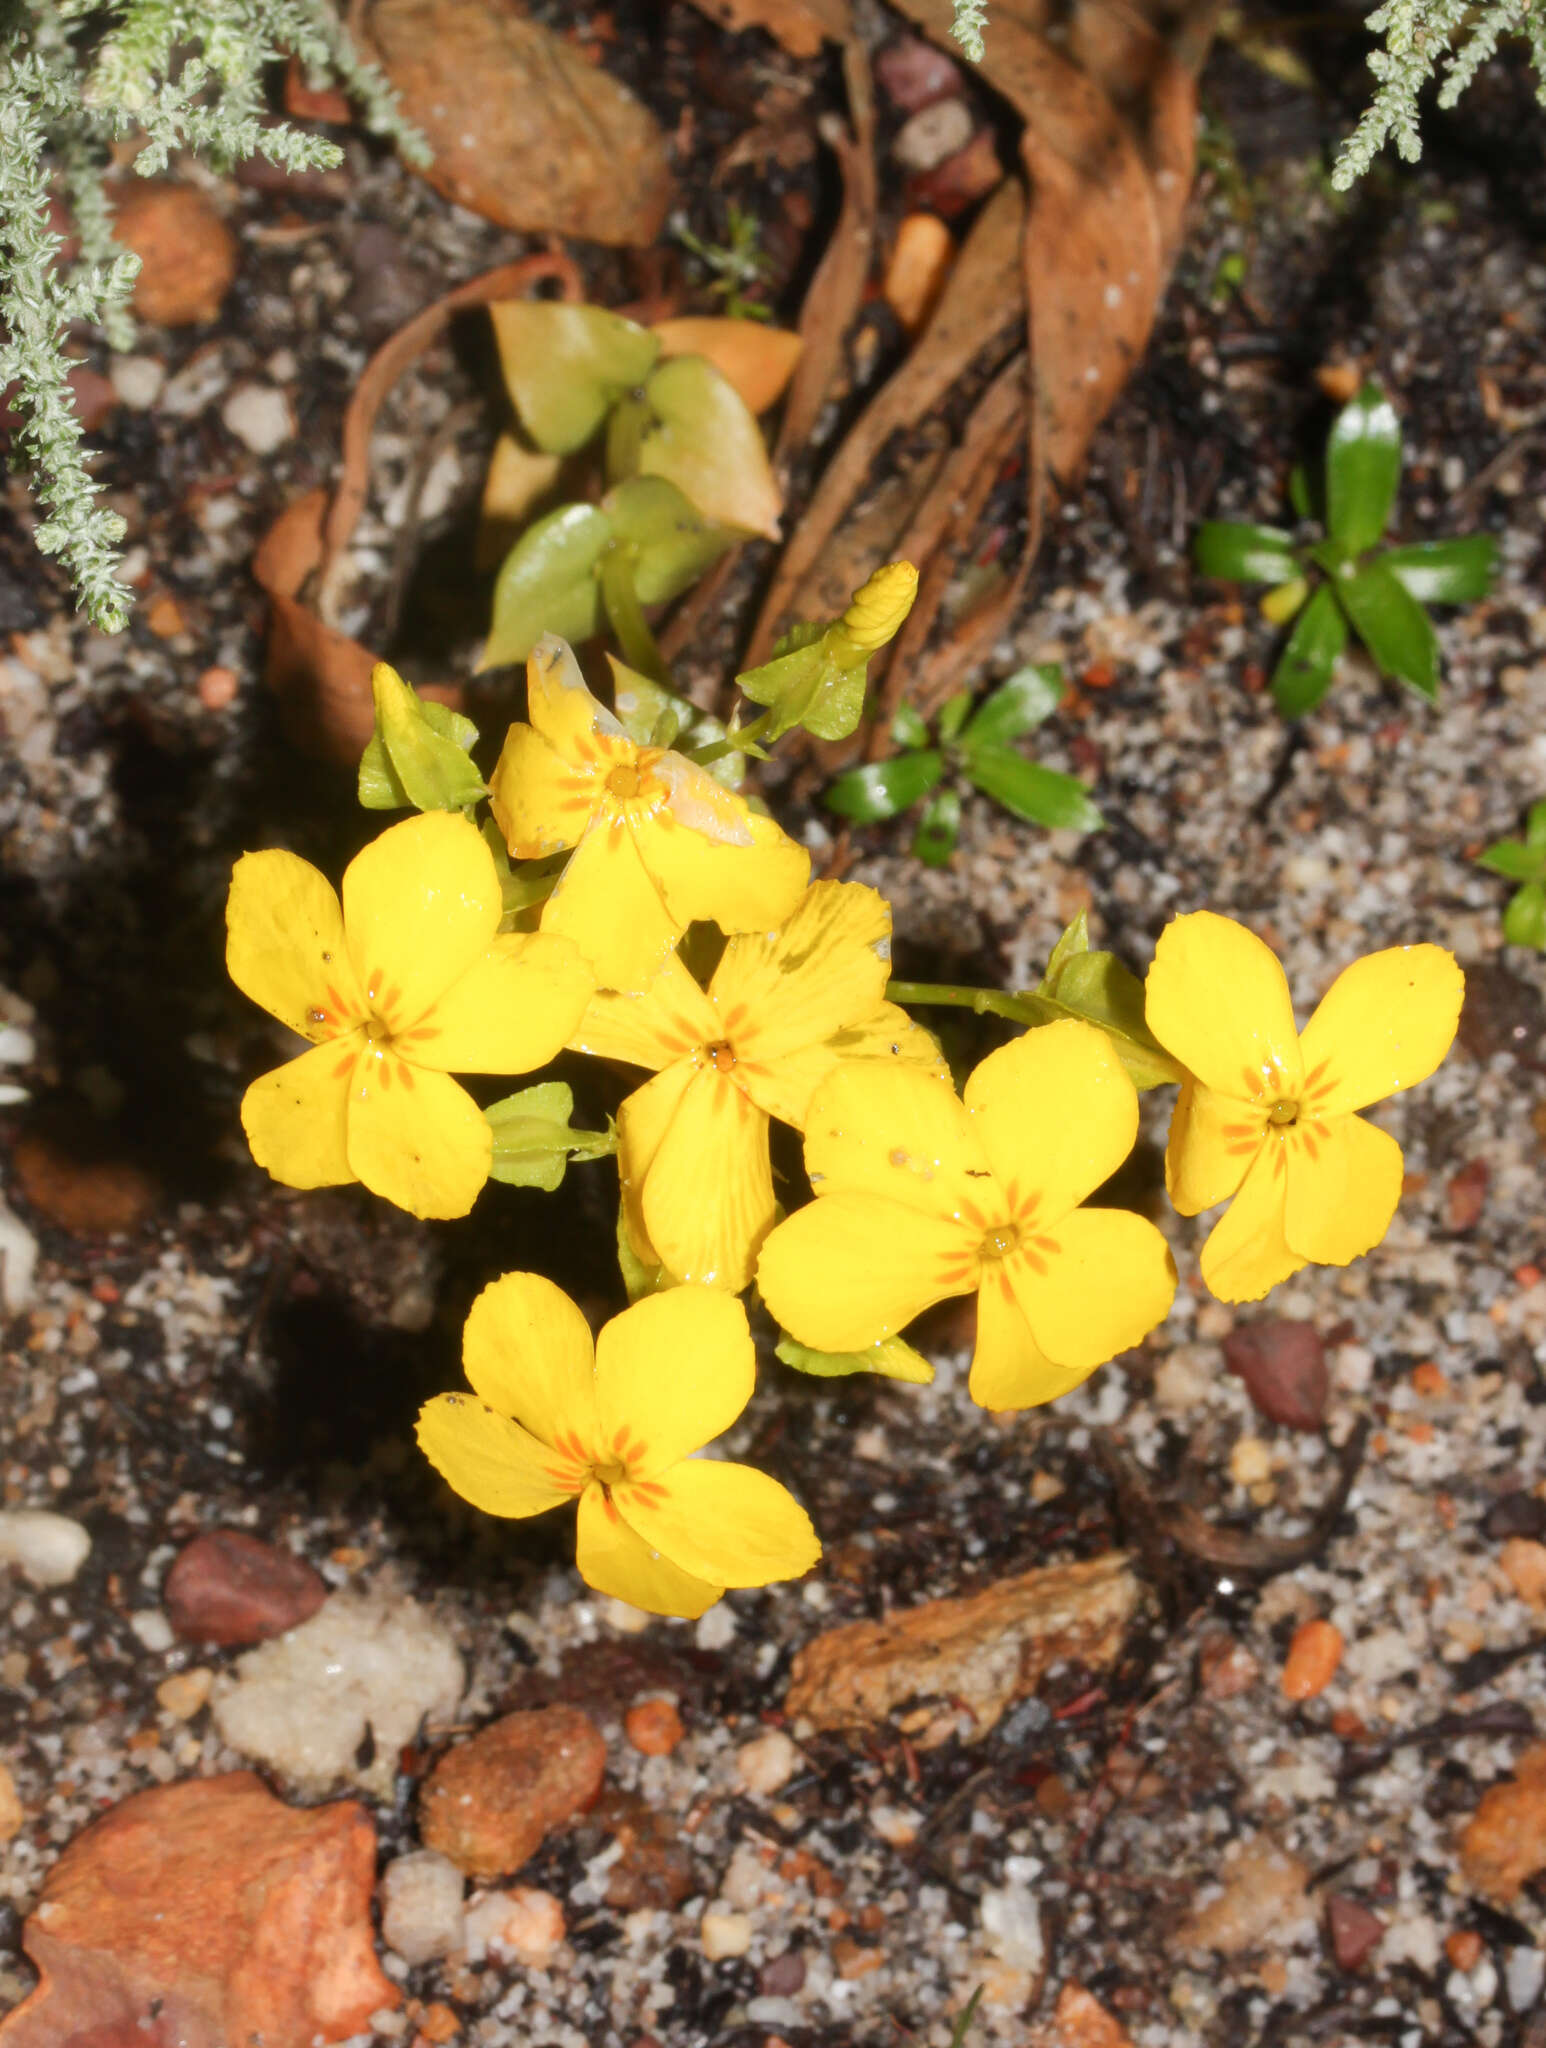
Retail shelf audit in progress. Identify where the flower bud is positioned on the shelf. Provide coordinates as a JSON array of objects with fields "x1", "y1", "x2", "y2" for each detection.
[{"x1": 838, "y1": 561, "x2": 919, "y2": 653}]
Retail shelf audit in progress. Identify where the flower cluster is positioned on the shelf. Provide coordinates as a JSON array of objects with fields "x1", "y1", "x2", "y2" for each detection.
[{"x1": 227, "y1": 597, "x2": 1464, "y2": 1617}]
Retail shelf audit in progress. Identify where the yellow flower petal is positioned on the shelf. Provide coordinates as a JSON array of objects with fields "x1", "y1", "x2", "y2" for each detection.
[
  {"x1": 240, "y1": 1037, "x2": 357, "y2": 1190},
  {"x1": 415, "y1": 1392, "x2": 577, "y2": 1517},
  {"x1": 593, "y1": 1286, "x2": 755, "y2": 1477},
  {"x1": 345, "y1": 1050, "x2": 491, "y2": 1219},
  {"x1": 462, "y1": 1271, "x2": 599, "y2": 1452},
  {"x1": 227, "y1": 849, "x2": 363, "y2": 1041},
  {"x1": 570, "y1": 951, "x2": 719, "y2": 1070},
  {"x1": 1283, "y1": 1113, "x2": 1404, "y2": 1266},
  {"x1": 407, "y1": 932, "x2": 593, "y2": 1074},
  {"x1": 639, "y1": 1065, "x2": 774, "y2": 1291},
  {"x1": 1146, "y1": 910, "x2": 1303, "y2": 1102},
  {"x1": 540, "y1": 815, "x2": 683, "y2": 993},
  {"x1": 710, "y1": 881, "x2": 891, "y2": 1063},
  {"x1": 526, "y1": 634, "x2": 620, "y2": 760},
  {"x1": 616, "y1": 1460, "x2": 820, "y2": 1589},
  {"x1": 488, "y1": 720, "x2": 598, "y2": 859},
  {"x1": 342, "y1": 813, "x2": 501, "y2": 1032},
  {"x1": 757, "y1": 1193, "x2": 973, "y2": 1353},
  {"x1": 641, "y1": 805, "x2": 811, "y2": 941},
  {"x1": 801, "y1": 1061, "x2": 996, "y2": 1223},
  {"x1": 969, "y1": 1260, "x2": 1093, "y2": 1412},
  {"x1": 1165, "y1": 1078, "x2": 1263, "y2": 1216},
  {"x1": 1198, "y1": 1142, "x2": 1306, "y2": 1303},
  {"x1": 964, "y1": 1021, "x2": 1139, "y2": 1227},
  {"x1": 1004, "y1": 1208, "x2": 1176, "y2": 1373},
  {"x1": 617, "y1": 1060, "x2": 697, "y2": 1270},
  {"x1": 576, "y1": 1482, "x2": 723, "y2": 1618},
  {"x1": 1298, "y1": 944, "x2": 1464, "y2": 1117}
]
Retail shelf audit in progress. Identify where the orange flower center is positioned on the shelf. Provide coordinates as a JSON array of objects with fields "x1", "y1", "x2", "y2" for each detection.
[
  {"x1": 979, "y1": 1223, "x2": 1019, "y2": 1262},
  {"x1": 607, "y1": 765, "x2": 644, "y2": 800},
  {"x1": 1267, "y1": 1098, "x2": 1299, "y2": 1126},
  {"x1": 706, "y1": 1041, "x2": 738, "y2": 1074}
]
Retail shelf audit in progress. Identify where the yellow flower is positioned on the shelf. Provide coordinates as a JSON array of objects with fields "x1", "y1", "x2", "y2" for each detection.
[
  {"x1": 571, "y1": 880, "x2": 947, "y2": 1291},
  {"x1": 757, "y1": 1021, "x2": 1177, "y2": 1412},
  {"x1": 416, "y1": 1273, "x2": 821, "y2": 1618},
  {"x1": 834, "y1": 560, "x2": 919, "y2": 653},
  {"x1": 1145, "y1": 910, "x2": 1464, "y2": 1303},
  {"x1": 226, "y1": 811, "x2": 593, "y2": 1220},
  {"x1": 489, "y1": 635, "x2": 810, "y2": 992}
]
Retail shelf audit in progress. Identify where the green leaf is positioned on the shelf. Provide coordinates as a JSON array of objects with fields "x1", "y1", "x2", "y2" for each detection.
[
  {"x1": 1336, "y1": 559, "x2": 1440, "y2": 699},
  {"x1": 483, "y1": 502, "x2": 611, "y2": 669},
  {"x1": 775, "y1": 1333, "x2": 934, "y2": 1383},
  {"x1": 1288, "y1": 463, "x2": 1314, "y2": 523},
  {"x1": 1043, "y1": 910, "x2": 1089, "y2": 981},
  {"x1": 357, "y1": 664, "x2": 485, "y2": 812},
  {"x1": 1528, "y1": 800, "x2": 1546, "y2": 850},
  {"x1": 1272, "y1": 581, "x2": 1347, "y2": 718},
  {"x1": 485, "y1": 1082, "x2": 616, "y2": 1192},
  {"x1": 890, "y1": 700, "x2": 932, "y2": 751},
  {"x1": 490, "y1": 301, "x2": 658, "y2": 454},
  {"x1": 962, "y1": 663, "x2": 1065, "y2": 745},
  {"x1": 613, "y1": 354, "x2": 782, "y2": 540},
  {"x1": 1382, "y1": 535, "x2": 1498, "y2": 605},
  {"x1": 1037, "y1": 942, "x2": 1182, "y2": 1090},
  {"x1": 617, "y1": 1198, "x2": 674, "y2": 1300},
  {"x1": 602, "y1": 475, "x2": 734, "y2": 605},
  {"x1": 1477, "y1": 839, "x2": 1546, "y2": 882},
  {"x1": 913, "y1": 786, "x2": 961, "y2": 866},
  {"x1": 962, "y1": 744, "x2": 1103, "y2": 834},
  {"x1": 1325, "y1": 382, "x2": 1402, "y2": 553},
  {"x1": 824, "y1": 750, "x2": 944, "y2": 823},
  {"x1": 935, "y1": 692, "x2": 973, "y2": 744},
  {"x1": 608, "y1": 657, "x2": 745, "y2": 791},
  {"x1": 737, "y1": 634, "x2": 870, "y2": 744},
  {"x1": 1193, "y1": 521, "x2": 1301, "y2": 585},
  {"x1": 1503, "y1": 880, "x2": 1546, "y2": 951}
]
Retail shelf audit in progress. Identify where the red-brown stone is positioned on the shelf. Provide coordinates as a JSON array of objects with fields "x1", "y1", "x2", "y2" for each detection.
[
  {"x1": 420, "y1": 1705, "x2": 606, "y2": 1879},
  {"x1": 1325, "y1": 1893, "x2": 1384, "y2": 1971},
  {"x1": 164, "y1": 1530, "x2": 327, "y2": 1647}
]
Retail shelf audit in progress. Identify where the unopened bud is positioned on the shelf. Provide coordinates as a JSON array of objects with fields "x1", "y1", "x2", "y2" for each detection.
[{"x1": 839, "y1": 561, "x2": 919, "y2": 653}]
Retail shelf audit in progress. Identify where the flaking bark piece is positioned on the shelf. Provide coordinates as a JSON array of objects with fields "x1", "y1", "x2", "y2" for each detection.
[
  {"x1": 784, "y1": 1551, "x2": 1141, "y2": 1744},
  {"x1": 678, "y1": 0, "x2": 851, "y2": 58}
]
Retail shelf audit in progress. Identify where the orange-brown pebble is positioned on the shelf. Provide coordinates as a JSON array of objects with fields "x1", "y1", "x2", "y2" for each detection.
[
  {"x1": 198, "y1": 665, "x2": 239, "y2": 711},
  {"x1": 113, "y1": 180, "x2": 238, "y2": 326},
  {"x1": 1445, "y1": 1929, "x2": 1484, "y2": 1972},
  {"x1": 882, "y1": 212, "x2": 954, "y2": 334},
  {"x1": 416, "y1": 2003, "x2": 460, "y2": 2045},
  {"x1": 625, "y1": 1698, "x2": 684, "y2": 1757},
  {"x1": 1517, "y1": 1264, "x2": 1542, "y2": 1289},
  {"x1": 1499, "y1": 1537, "x2": 1546, "y2": 1612},
  {"x1": 832, "y1": 1936, "x2": 884, "y2": 1980},
  {"x1": 1281, "y1": 1618, "x2": 1344, "y2": 1701},
  {"x1": 146, "y1": 592, "x2": 187, "y2": 639},
  {"x1": 1411, "y1": 1361, "x2": 1450, "y2": 1398},
  {"x1": 1315, "y1": 362, "x2": 1362, "y2": 403}
]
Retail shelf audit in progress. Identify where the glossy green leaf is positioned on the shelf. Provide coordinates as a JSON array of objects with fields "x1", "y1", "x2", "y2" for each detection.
[
  {"x1": 824, "y1": 750, "x2": 944, "y2": 822},
  {"x1": 1036, "y1": 946, "x2": 1183, "y2": 1090},
  {"x1": 1325, "y1": 383, "x2": 1402, "y2": 553},
  {"x1": 1503, "y1": 880, "x2": 1546, "y2": 951},
  {"x1": 1193, "y1": 521, "x2": 1301, "y2": 585},
  {"x1": 485, "y1": 1082, "x2": 616, "y2": 1192},
  {"x1": 482, "y1": 502, "x2": 611, "y2": 669},
  {"x1": 935, "y1": 692, "x2": 973, "y2": 744},
  {"x1": 358, "y1": 665, "x2": 484, "y2": 812},
  {"x1": 608, "y1": 657, "x2": 745, "y2": 790},
  {"x1": 1288, "y1": 462, "x2": 1315, "y2": 523},
  {"x1": 602, "y1": 475, "x2": 734, "y2": 604},
  {"x1": 962, "y1": 744, "x2": 1103, "y2": 834},
  {"x1": 913, "y1": 786, "x2": 961, "y2": 867},
  {"x1": 1382, "y1": 535, "x2": 1498, "y2": 605},
  {"x1": 490, "y1": 301, "x2": 658, "y2": 454},
  {"x1": 1043, "y1": 910, "x2": 1090, "y2": 982},
  {"x1": 775, "y1": 1333, "x2": 934, "y2": 1382},
  {"x1": 1529, "y1": 800, "x2": 1546, "y2": 849},
  {"x1": 736, "y1": 634, "x2": 868, "y2": 743},
  {"x1": 1272, "y1": 581, "x2": 1348, "y2": 718},
  {"x1": 1337, "y1": 558, "x2": 1440, "y2": 699},
  {"x1": 962, "y1": 663, "x2": 1065, "y2": 745},
  {"x1": 614, "y1": 354, "x2": 782, "y2": 540},
  {"x1": 1476, "y1": 838, "x2": 1546, "y2": 882},
  {"x1": 890, "y1": 700, "x2": 931, "y2": 751}
]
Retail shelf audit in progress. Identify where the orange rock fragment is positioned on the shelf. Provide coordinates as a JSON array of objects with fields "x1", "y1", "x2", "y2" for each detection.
[
  {"x1": 1445, "y1": 1929, "x2": 1484, "y2": 1972},
  {"x1": 625, "y1": 1698, "x2": 685, "y2": 1757},
  {"x1": 1500, "y1": 1537, "x2": 1546, "y2": 1612},
  {"x1": 1411, "y1": 1361, "x2": 1450, "y2": 1398},
  {"x1": 1034, "y1": 1982, "x2": 1136, "y2": 2047},
  {"x1": 1460, "y1": 1745, "x2": 1546, "y2": 1901},
  {"x1": 113, "y1": 181, "x2": 237, "y2": 327},
  {"x1": 0, "y1": 1770, "x2": 396, "y2": 2048},
  {"x1": 882, "y1": 213, "x2": 954, "y2": 334},
  {"x1": 1281, "y1": 1618, "x2": 1344, "y2": 1701}
]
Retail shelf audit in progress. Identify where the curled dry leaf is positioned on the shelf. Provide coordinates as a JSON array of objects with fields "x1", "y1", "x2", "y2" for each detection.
[
  {"x1": 677, "y1": 0, "x2": 851, "y2": 59},
  {"x1": 365, "y1": 0, "x2": 671, "y2": 246},
  {"x1": 652, "y1": 318, "x2": 804, "y2": 416}
]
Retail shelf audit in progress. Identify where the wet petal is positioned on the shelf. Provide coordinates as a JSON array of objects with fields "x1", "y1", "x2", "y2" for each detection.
[
  {"x1": 1165, "y1": 1078, "x2": 1264, "y2": 1216},
  {"x1": 964, "y1": 1021, "x2": 1139, "y2": 1227},
  {"x1": 415, "y1": 1392, "x2": 577, "y2": 1518},
  {"x1": 710, "y1": 881, "x2": 891, "y2": 1063},
  {"x1": 593, "y1": 1286, "x2": 755, "y2": 1476},
  {"x1": 616, "y1": 1459, "x2": 820, "y2": 1589},
  {"x1": 1146, "y1": 910, "x2": 1303, "y2": 1103},
  {"x1": 227, "y1": 849, "x2": 364, "y2": 1041},
  {"x1": 736, "y1": 1002, "x2": 948, "y2": 1130},
  {"x1": 1298, "y1": 945, "x2": 1464, "y2": 1116},
  {"x1": 639, "y1": 1065, "x2": 774, "y2": 1292},
  {"x1": 801, "y1": 1061, "x2": 997, "y2": 1225},
  {"x1": 570, "y1": 951, "x2": 719, "y2": 1070},
  {"x1": 969, "y1": 1261, "x2": 1094, "y2": 1412},
  {"x1": 241, "y1": 1036, "x2": 357, "y2": 1190},
  {"x1": 617, "y1": 1060, "x2": 697, "y2": 1271},
  {"x1": 641, "y1": 805, "x2": 810, "y2": 941},
  {"x1": 1198, "y1": 1142, "x2": 1305, "y2": 1304},
  {"x1": 757, "y1": 1193, "x2": 974, "y2": 1354},
  {"x1": 1005, "y1": 1208, "x2": 1176, "y2": 1373},
  {"x1": 462, "y1": 1270, "x2": 599, "y2": 1455},
  {"x1": 342, "y1": 812, "x2": 501, "y2": 1032},
  {"x1": 540, "y1": 815, "x2": 683, "y2": 993},
  {"x1": 345, "y1": 1050, "x2": 491, "y2": 1219},
  {"x1": 526, "y1": 634, "x2": 626, "y2": 759},
  {"x1": 576, "y1": 1482, "x2": 723, "y2": 1618},
  {"x1": 1284, "y1": 1112, "x2": 1404, "y2": 1267},
  {"x1": 488, "y1": 720, "x2": 599, "y2": 858},
  {"x1": 407, "y1": 931, "x2": 593, "y2": 1074}
]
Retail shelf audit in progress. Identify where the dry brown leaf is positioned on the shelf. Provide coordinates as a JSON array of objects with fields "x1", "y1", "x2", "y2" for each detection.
[
  {"x1": 652, "y1": 318, "x2": 803, "y2": 415},
  {"x1": 366, "y1": 0, "x2": 671, "y2": 245},
  {"x1": 677, "y1": 0, "x2": 851, "y2": 58},
  {"x1": 476, "y1": 433, "x2": 566, "y2": 571}
]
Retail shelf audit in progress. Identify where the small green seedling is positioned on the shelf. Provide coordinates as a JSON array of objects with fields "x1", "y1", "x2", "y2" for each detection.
[
  {"x1": 1194, "y1": 383, "x2": 1498, "y2": 717},
  {"x1": 674, "y1": 203, "x2": 774, "y2": 322},
  {"x1": 1477, "y1": 801, "x2": 1546, "y2": 950},
  {"x1": 822, "y1": 664, "x2": 1102, "y2": 865}
]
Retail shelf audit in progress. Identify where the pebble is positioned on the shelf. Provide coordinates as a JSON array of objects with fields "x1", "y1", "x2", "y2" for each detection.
[
  {"x1": 1446, "y1": 1158, "x2": 1490, "y2": 1230},
  {"x1": 624, "y1": 1698, "x2": 684, "y2": 1757},
  {"x1": 156, "y1": 1668, "x2": 214, "y2": 1719},
  {"x1": 875, "y1": 32, "x2": 962, "y2": 110},
  {"x1": 735, "y1": 1729, "x2": 800, "y2": 1797},
  {"x1": 1325, "y1": 1894, "x2": 1384, "y2": 1970},
  {"x1": 893, "y1": 98, "x2": 974, "y2": 173},
  {"x1": 1500, "y1": 1536, "x2": 1546, "y2": 1610},
  {"x1": 908, "y1": 127, "x2": 1003, "y2": 216},
  {"x1": 980, "y1": 1877, "x2": 1043, "y2": 1971},
  {"x1": 1040, "y1": 1983, "x2": 1137, "y2": 2047},
  {"x1": 483, "y1": 1886, "x2": 565, "y2": 1965},
  {"x1": 0, "y1": 1508, "x2": 91, "y2": 1587},
  {"x1": 129, "y1": 1608, "x2": 175, "y2": 1653},
  {"x1": 1228, "y1": 1435, "x2": 1272, "y2": 1487},
  {"x1": 1223, "y1": 1320, "x2": 1329, "y2": 1431},
  {"x1": 758, "y1": 1948, "x2": 806, "y2": 1997},
  {"x1": 109, "y1": 353, "x2": 166, "y2": 410},
  {"x1": 1197, "y1": 1631, "x2": 1260, "y2": 1700},
  {"x1": 1460, "y1": 1744, "x2": 1546, "y2": 1900},
  {"x1": 1179, "y1": 1839, "x2": 1312, "y2": 1955},
  {"x1": 1281, "y1": 1618, "x2": 1344, "y2": 1700},
  {"x1": 700, "y1": 1908, "x2": 753, "y2": 1959},
  {"x1": 380, "y1": 1849, "x2": 465, "y2": 1966},
  {"x1": 1446, "y1": 1928, "x2": 1485, "y2": 1972},
  {"x1": 113, "y1": 179, "x2": 237, "y2": 326},
  {"x1": 0, "y1": 1197, "x2": 38, "y2": 1313},
  {"x1": 165, "y1": 1529, "x2": 328, "y2": 1647},
  {"x1": 0, "y1": 1762, "x2": 24, "y2": 1843},
  {"x1": 420, "y1": 1704, "x2": 605, "y2": 1879},
  {"x1": 882, "y1": 212, "x2": 954, "y2": 334},
  {"x1": 1485, "y1": 1490, "x2": 1546, "y2": 1541},
  {"x1": 221, "y1": 383, "x2": 295, "y2": 455},
  {"x1": 198, "y1": 665, "x2": 240, "y2": 711}
]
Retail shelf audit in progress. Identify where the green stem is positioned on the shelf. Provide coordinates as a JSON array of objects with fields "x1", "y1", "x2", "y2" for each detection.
[
  {"x1": 685, "y1": 704, "x2": 776, "y2": 767},
  {"x1": 598, "y1": 546, "x2": 669, "y2": 683},
  {"x1": 885, "y1": 980, "x2": 1058, "y2": 1027}
]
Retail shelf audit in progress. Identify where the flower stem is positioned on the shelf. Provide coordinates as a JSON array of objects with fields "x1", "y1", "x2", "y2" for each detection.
[
  {"x1": 885, "y1": 981, "x2": 1057, "y2": 1027},
  {"x1": 598, "y1": 545, "x2": 670, "y2": 683}
]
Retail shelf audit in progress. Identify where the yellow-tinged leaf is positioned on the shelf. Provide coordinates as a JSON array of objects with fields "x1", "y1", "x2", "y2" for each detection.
[
  {"x1": 652, "y1": 318, "x2": 803, "y2": 414},
  {"x1": 478, "y1": 431, "x2": 565, "y2": 569}
]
